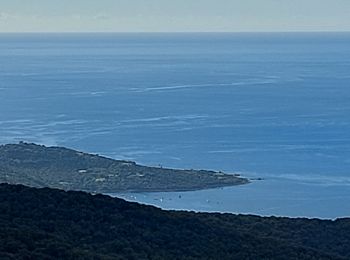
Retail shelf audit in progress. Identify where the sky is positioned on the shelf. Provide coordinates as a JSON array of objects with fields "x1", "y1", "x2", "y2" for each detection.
[{"x1": 0, "y1": 0, "x2": 349, "y2": 32}]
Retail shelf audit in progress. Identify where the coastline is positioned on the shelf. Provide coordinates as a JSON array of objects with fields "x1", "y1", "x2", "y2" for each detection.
[
  {"x1": 103, "y1": 179, "x2": 249, "y2": 194},
  {"x1": 0, "y1": 142, "x2": 249, "y2": 193},
  {"x1": 112, "y1": 177, "x2": 350, "y2": 219}
]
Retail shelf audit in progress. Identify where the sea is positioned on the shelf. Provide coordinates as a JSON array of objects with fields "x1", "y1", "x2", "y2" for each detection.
[{"x1": 1, "y1": 32, "x2": 350, "y2": 219}]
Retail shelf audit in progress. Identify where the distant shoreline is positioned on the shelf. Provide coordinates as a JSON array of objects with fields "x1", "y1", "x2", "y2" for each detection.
[
  {"x1": 0, "y1": 142, "x2": 249, "y2": 193},
  {"x1": 106, "y1": 181, "x2": 249, "y2": 194}
]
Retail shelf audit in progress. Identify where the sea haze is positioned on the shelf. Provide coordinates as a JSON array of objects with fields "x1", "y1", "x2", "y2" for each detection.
[{"x1": 1, "y1": 32, "x2": 350, "y2": 218}]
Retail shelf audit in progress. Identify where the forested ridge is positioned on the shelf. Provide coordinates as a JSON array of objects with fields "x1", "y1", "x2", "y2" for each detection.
[{"x1": 1, "y1": 183, "x2": 350, "y2": 259}]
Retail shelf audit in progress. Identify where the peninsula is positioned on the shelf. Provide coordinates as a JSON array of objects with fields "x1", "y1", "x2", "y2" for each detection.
[{"x1": 0, "y1": 142, "x2": 248, "y2": 193}]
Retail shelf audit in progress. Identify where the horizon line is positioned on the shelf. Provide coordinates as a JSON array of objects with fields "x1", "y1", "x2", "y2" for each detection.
[{"x1": 0, "y1": 31, "x2": 350, "y2": 34}]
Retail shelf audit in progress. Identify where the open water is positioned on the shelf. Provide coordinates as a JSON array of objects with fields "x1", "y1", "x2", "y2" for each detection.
[{"x1": 1, "y1": 33, "x2": 350, "y2": 218}]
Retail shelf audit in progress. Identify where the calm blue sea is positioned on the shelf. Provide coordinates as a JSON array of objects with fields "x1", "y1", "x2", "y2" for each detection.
[{"x1": 1, "y1": 33, "x2": 350, "y2": 218}]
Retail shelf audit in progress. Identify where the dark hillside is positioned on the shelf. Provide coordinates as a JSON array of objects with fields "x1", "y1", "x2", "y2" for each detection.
[{"x1": 1, "y1": 184, "x2": 349, "y2": 259}]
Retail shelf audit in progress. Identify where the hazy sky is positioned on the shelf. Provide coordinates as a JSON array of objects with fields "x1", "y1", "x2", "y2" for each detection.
[{"x1": 0, "y1": 0, "x2": 349, "y2": 32}]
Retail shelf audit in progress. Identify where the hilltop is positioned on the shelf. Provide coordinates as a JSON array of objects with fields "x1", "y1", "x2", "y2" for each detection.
[{"x1": 0, "y1": 142, "x2": 248, "y2": 193}]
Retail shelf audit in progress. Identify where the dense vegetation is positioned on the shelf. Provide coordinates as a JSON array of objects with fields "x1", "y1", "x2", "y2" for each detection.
[
  {"x1": 0, "y1": 142, "x2": 247, "y2": 193},
  {"x1": 1, "y1": 183, "x2": 350, "y2": 259}
]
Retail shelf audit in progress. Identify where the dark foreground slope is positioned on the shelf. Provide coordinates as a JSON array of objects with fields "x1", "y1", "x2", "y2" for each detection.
[
  {"x1": 1, "y1": 184, "x2": 350, "y2": 260},
  {"x1": 0, "y1": 143, "x2": 247, "y2": 193}
]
